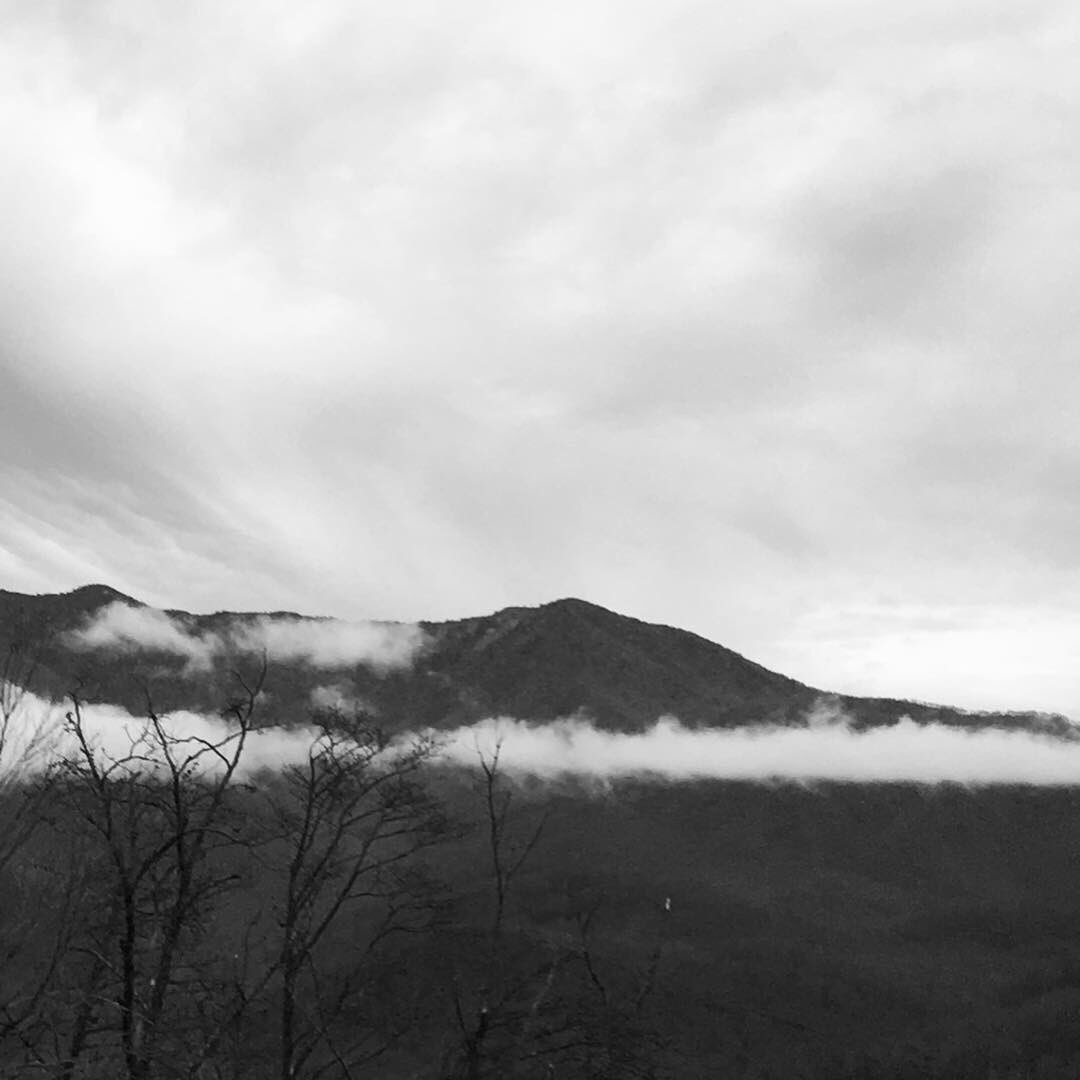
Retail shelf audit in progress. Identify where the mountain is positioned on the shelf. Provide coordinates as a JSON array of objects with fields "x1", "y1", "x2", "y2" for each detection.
[
  {"x1": 7, "y1": 585, "x2": 1080, "y2": 1078},
  {"x1": 0, "y1": 584, "x2": 1069, "y2": 734}
]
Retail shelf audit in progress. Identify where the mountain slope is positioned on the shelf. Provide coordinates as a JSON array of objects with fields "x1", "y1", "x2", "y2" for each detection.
[
  {"x1": 0, "y1": 585, "x2": 1069, "y2": 734},
  {"x1": 417, "y1": 597, "x2": 820, "y2": 729}
]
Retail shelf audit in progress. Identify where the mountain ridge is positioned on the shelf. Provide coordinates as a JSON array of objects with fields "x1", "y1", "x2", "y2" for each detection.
[{"x1": 0, "y1": 584, "x2": 1071, "y2": 736}]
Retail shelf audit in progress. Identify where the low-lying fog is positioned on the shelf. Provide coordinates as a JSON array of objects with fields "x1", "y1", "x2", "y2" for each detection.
[{"x1": 5, "y1": 685, "x2": 1080, "y2": 786}]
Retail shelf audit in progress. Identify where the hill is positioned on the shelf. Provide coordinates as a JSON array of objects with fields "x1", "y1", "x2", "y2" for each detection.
[{"x1": 0, "y1": 584, "x2": 1068, "y2": 734}]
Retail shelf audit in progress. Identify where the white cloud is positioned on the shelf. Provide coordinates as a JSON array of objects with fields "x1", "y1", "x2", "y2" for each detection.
[
  {"x1": 65, "y1": 603, "x2": 220, "y2": 670},
  {"x1": 231, "y1": 616, "x2": 425, "y2": 669},
  {"x1": 8, "y1": 679, "x2": 1080, "y2": 788},
  {"x1": 0, "y1": 681, "x2": 65, "y2": 783},
  {"x1": 430, "y1": 712, "x2": 1080, "y2": 787},
  {"x1": 1, "y1": 684, "x2": 320, "y2": 781},
  {"x1": 66, "y1": 602, "x2": 426, "y2": 671}
]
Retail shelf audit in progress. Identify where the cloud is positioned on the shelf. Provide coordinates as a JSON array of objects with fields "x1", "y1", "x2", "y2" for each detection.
[
  {"x1": 0, "y1": 682, "x2": 66, "y2": 783},
  {"x1": 429, "y1": 712, "x2": 1080, "y2": 787},
  {"x1": 8, "y1": 679, "x2": 1080, "y2": 788},
  {"x1": 2, "y1": 0, "x2": 1080, "y2": 718},
  {"x1": 231, "y1": 616, "x2": 425, "y2": 670},
  {"x1": 0, "y1": 681, "x2": 321, "y2": 781},
  {"x1": 64, "y1": 603, "x2": 220, "y2": 670},
  {"x1": 66, "y1": 602, "x2": 426, "y2": 671}
]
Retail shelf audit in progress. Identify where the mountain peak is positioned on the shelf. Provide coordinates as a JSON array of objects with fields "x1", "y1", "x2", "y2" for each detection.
[
  {"x1": 64, "y1": 583, "x2": 140, "y2": 608},
  {"x1": 0, "y1": 583, "x2": 1070, "y2": 737},
  {"x1": 533, "y1": 596, "x2": 613, "y2": 620}
]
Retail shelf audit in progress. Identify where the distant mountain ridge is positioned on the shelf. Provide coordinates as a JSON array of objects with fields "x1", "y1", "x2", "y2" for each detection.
[{"x1": 0, "y1": 584, "x2": 1071, "y2": 736}]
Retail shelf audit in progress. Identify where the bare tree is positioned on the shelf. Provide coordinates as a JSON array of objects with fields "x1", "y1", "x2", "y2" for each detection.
[
  {"x1": 439, "y1": 742, "x2": 671, "y2": 1080},
  {"x1": 0, "y1": 635, "x2": 61, "y2": 871},
  {"x1": 263, "y1": 708, "x2": 446, "y2": 1080},
  {"x1": 442, "y1": 738, "x2": 553, "y2": 1080},
  {"x1": 557, "y1": 892, "x2": 670, "y2": 1079},
  {"x1": 46, "y1": 665, "x2": 266, "y2": 1080},
  {"x1": 168, "y1": 704, "x2": 447, "y2": 1080},
  {"x1": 0, "y1": 631, "x2": 79, "y2": 1072}
]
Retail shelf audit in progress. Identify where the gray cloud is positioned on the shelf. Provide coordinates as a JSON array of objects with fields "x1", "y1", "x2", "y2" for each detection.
[{"x1": 2, "y1": 0, "x2": 1080, "y2": 713}]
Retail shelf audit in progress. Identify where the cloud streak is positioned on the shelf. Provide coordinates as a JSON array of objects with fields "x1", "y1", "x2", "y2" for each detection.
[
  {"x1": 7, "y1": 682, "x2": 1080, "y2": 788},
  {"x1": 65, "y1": 602, "x2": 426, "y2": 671},
  {"x1": 430, "y1": 714, "x2": 1080, "y2": 787}
]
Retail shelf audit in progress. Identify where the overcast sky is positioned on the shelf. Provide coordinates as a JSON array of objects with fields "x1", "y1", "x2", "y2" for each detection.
[{"x1": 2, "y1": 0, "x2": 1079, "y2": 717}]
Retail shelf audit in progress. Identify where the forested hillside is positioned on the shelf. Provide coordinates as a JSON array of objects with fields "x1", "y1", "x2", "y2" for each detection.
[
  {"x1": 4, "y1": 664, "x2": 1080, "y2": 1076},
  {"x1": 4, "y1": 589, "x2": 1080, "y2": 1076},
  {"x1": 0, "y1": 586, "x2": 1068, "y2": 736}
]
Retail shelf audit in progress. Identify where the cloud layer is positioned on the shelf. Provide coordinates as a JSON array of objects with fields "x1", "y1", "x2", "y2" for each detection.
[
  {"x1": 0, "y1": 683, "x2": 322, "y2": 782},
  {"x1": 1, "y1": 1, "x2": 1080, "y2": 716},
  {"x1": 65, "y1": 602, "x2": 425, "y2": 671},
  {"x1": 6, "y1": 683, "x2": 1080, "y2": 788},
  {"x1": 432, "y1": 714, "x2": 1080, "y2": 786}
]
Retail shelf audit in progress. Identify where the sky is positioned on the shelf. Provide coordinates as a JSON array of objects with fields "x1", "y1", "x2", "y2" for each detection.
[{"x1": 2, "y1": 0, "x2": 1080, "y2": 717}]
